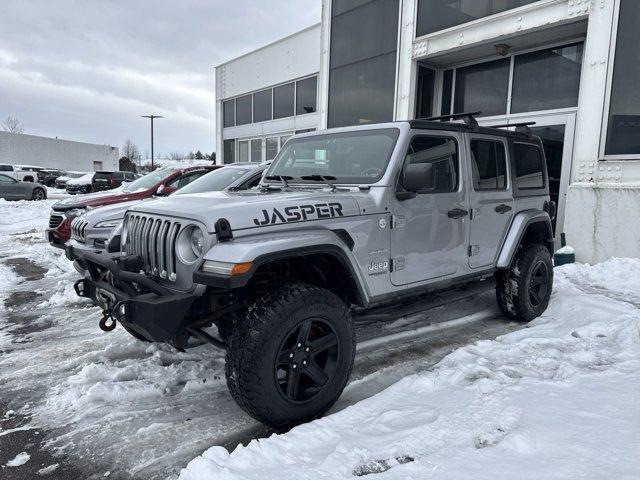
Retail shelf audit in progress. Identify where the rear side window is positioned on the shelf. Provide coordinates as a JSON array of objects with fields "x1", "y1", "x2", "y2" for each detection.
[
  {"x1": 0, "y1": 165, "x2": 13, "y2": 171},
  {"x1": 94, "y1": 172, "x2": 112, "y2": 180},
  {"x1": 470, "y1": 139, "x2": 507, "y2": 190},
  {"x1": 404, "y1": 136, "x2": 459, "y2": 193},
  {"x1": 513, "y1": 143, "x2": 545, "y2": 189}
]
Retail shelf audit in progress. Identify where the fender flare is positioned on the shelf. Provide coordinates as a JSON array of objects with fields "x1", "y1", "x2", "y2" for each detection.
[
  {"x1": 496, "y1": 210, "x2": 554, "y2": 268},
  {"x1": 193, "y1": 230, "x2": 370, "y2": 305}
]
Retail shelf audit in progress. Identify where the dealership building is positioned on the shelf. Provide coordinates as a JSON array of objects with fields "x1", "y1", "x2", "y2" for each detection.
[
  {"x1": 215, "y1": 0, "x2": 640, "y2": 264},
  {"x1": 0, "y1": 131, "x2": 119, "y2": 172}
]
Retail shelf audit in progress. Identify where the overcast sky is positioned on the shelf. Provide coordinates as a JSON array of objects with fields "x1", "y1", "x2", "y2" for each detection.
[{"x1": 0, "y1": 0, "x2": 320, "y2": 157}]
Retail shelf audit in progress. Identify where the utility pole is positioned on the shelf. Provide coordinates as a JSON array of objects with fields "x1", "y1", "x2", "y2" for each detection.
[{"x1": 141, "y1": 115, "x2": 164, "y2": 170}]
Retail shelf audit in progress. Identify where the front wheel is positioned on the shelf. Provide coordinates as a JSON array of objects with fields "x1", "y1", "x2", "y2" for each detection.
[
  {"x1": 225, "y1": 283, "x2": 355, "y2": 428},
  {"x1": 31, "y1": 188, "x2": 46, "y2": 201},
  {"x1": 496, "y1": 243, "x2": 553, "y2": 322}
]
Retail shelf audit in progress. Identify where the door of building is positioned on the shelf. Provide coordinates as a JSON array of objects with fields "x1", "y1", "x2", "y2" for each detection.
[{"x1": 479, "y1": 112, "x2": 575, "y2": 247}]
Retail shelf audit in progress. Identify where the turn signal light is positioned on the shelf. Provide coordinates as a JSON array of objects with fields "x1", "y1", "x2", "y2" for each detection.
[{"x1": 202, "y1": 260, "x2": 253, "y2": 276}]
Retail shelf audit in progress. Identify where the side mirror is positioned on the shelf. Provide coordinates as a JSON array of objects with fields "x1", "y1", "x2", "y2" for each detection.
[
  {"x1": 155, "y1": 185, "x2": 175, "y2": 196},
  {"x1": 403, "y1": 162, "x2": 435, "y2": 193}
]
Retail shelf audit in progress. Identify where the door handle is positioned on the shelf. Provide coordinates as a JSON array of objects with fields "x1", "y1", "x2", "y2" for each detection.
[
  {"x1": 447, "y1": 208, "x2": 469, "y2": 219},
  {"x1": 495, "y1": 204, "x2": 512, "y2": 214}
]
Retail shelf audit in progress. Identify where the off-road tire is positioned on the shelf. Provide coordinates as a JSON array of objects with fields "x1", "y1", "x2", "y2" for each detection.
[
  {"x1": 496, "y1": 243, "x2": 553, "y2": 322},
  {"x1": 225, "y1": 282, "x2": 355, "y2": 428},
  {"x1": 23, "y1": 176, "x2": 34, "y2": 182}
]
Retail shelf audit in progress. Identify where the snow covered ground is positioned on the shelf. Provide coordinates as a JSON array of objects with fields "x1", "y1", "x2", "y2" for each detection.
[
  {"x1": 0, "y1": 198, "x2": 638, "y2": 479},
  {"x1": 180, "y1": 259, "x2": 640, "y2": 480}
]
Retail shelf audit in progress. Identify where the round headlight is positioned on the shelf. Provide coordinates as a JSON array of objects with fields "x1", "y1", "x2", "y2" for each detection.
[
  {"x1": 176, "y1": 225, "x2": 205, "y2": 264},
  {"x1": 190, "y1": 227, "x2": 204, "y2": 257}
]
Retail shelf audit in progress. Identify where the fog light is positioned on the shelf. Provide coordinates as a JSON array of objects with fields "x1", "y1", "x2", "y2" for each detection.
[{"x1": 201, "y1": 260, "x2": 253, "y2": 276}]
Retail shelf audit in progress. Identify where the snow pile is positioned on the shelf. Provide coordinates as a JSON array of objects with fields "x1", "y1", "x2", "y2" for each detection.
[
  {"x1": 6, "y1": 452, "x2": 31, "y2": 467},
  {"x1": 179, "y1": 259, "x2": 640, "y2": 480}
]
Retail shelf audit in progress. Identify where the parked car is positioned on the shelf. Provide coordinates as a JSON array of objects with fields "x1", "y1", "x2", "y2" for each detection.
[
  {"x1": 37, "y1": 169, "x2": 67, "y2": 187},
  {"x1": 47, "y1": 165, "x2": 220, "y2": 248},
  {"x1": 0, "y1": 164, "x2": 39, "y2": 182},
  {"x1": 55, "y1": 171, "x2": 86, "y2": 189},
  {"x1": 66, "y1": 173, "x2": 95, "y2": 194},
  {"x1": 68, "y1": 163, "x2": 267, "y2": 270},
  {"x1": 92, "y1": 171, "x2": 137, "y2": 192},
  {"x1": 69, "y1": 117, "x2": 556, "y2": 428},
  {"x1": 0, "y1": 174, "x2": 47, "y2": 200}
]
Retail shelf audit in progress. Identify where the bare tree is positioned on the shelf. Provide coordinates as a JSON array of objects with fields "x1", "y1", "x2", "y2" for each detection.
[
  {"x1": 170, "y1": 152, "x2": 185, "y2": 161},
  {"x1": 1, "y1": 116, "x2": 24, "y2": 134},
  {"x1": 122, "y1": 139, "x2": 140, "y2": 161}
]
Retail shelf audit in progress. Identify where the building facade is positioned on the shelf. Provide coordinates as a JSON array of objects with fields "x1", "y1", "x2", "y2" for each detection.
[
  {"x1": 216, "y1": 0, "x2": 640, "y2": 264},
  {"x1": 215, "y1": 24, "x2": 321, "y2": 165},
  {"x1": 0, "y1": 131, "x2": 119, "y2": 172}
]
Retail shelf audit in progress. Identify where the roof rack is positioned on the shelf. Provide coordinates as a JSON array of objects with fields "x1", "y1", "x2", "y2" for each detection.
[
  {"x1": 489, "y1": 121, "x2": 537, "y2": 136},
  {"x1": 419, "y1": 111, "x2": 481, "y2": 129}
]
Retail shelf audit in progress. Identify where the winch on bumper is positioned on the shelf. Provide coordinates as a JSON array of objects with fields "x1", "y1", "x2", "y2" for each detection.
[{"x1": 67, "y1": 246, "x2": 199, "y2": 349}]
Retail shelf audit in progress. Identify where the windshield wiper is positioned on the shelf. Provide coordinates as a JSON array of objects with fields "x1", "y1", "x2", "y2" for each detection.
[
  {"x1": 300, "y1": 174, "x2": 338, "y2": 191},
  {"x1": 262, "y1": 175, "x2": 293, "y2": 191}
]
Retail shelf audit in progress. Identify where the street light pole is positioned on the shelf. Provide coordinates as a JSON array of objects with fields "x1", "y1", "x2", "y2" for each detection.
[{"x1": 141, "y1": 115, "x2": 164, "y2": 170}]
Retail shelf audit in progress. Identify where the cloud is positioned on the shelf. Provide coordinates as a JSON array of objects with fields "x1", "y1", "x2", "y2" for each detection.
[{"x1": 0, "y1": 0, "x2": 320, "y2": 156}]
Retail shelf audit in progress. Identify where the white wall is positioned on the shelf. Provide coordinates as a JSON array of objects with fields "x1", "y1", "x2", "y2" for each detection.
[
  {"x1": 0, "y1": 131, "x2": 119, "y2": 172},
  {"x1": 215, "y1": 24, "x2": 322, "y2": 161}
]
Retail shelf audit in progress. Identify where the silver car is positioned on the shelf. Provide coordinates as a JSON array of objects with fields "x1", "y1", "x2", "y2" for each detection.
[{"x1": 0, "y1": 174, "x2": 47, "y2": 201}]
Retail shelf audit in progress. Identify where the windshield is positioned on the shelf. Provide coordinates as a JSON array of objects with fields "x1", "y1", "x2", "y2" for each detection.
[
  {"x1": 174, "y1": 167, "x2": 253, "y2": 195},
  {"x1": 266, "y1": 129, "x2": 399, "y2": 184},
  {"x1": 122, "y1": 168, "x2": 177, "y2": 192}
]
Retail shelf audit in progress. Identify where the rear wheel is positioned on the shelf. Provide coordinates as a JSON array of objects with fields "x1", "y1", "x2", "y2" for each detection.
[
  {"x1": 31, "y1": 188, "x2": 46, "y2": 201},
  {"x1": 496, "y1": 243, "x2": 553, "y2": 321},
  {"x1": 23, "y1": 176, "x2": 34, "y2": 182},
  {"x1": 225, "y1": 282, "x2": 355, "y2": 428}
]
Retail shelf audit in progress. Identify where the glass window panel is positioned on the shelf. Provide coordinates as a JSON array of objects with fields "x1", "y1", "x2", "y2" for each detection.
[
  {"x1": 605, "y1": 0, "x2": 640, "y2": 155},
  {"x1": 235, "y1": 95, "x2": 252, "y2": 125},
  {"x1": 328, "y1": 52, "x2": 397, "y2": 128},
  {"x1": 251, "y1": 139, "x2": 262, "y2": 162},
  {"x1": 415, "y1": 66, "x2": 435, "y2": 119},
  {"x1": 223, "y1": 100, "x2": 235, "y2": 128},
  {"x1": 296, "y1": 76, "x2": 318, "y2": 115},
  {"x1": 416, "y1": 0, "x2": 540, "y2": 37},
  {"x1": 404, "y1": 136, "x2": 459, "y2": 192},
  {"x1": 273, "y1": 83, "x2": 295, "y2": 119},
  {"x1": 280, "y1": 135, "x2": 292, "y2": 148},
  {"x1": 223, "y1": 139, "x2": 235, "y2": 164},
  {"x1": 266, "y1": 137, "x2": 279, "y2": 161},
  {"x1": 470, "y1": 139, "x2": 507, "y2": 190},
  {"x1": 454, "y1": 58, "x2": 510, "y2": 117},
  {"x1": 253, "y1": 89, "x2": 272, "y2": 123},
  {"x1": 513, "y1": 143, "x2": 545, "y2": 189},
  {"x1": 332, "y1": 0, "x2": 374, "y2": 16},
  {"x1": 441, "y1": 69, "x2": 453, "y2": 115},
  {"x1": 238, "y1": 141, "x2": 249, "y2": 162},
  {"x1": 330, "y1": 0, "x2": 399, "y2": 69},
  {"x1": 511, "y1": 43, "x2": 583, "y2": 113}
]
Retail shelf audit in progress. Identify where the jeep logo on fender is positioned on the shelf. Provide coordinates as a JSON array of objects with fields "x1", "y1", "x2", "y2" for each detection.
[{"x1": 253, "y1": 203, "x2": 344, "y2": 226}]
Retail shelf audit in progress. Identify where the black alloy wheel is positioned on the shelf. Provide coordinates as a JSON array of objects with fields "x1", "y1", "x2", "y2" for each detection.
[
  {"x1": 528, "y1": 260, "x2": 549, "y2": 307},
  {"x1": 275, "y1": 318, "x2": 339, "y2": 403},
  {"x1": 32, "y1": 188, "x2": 46, "y2": 201}
]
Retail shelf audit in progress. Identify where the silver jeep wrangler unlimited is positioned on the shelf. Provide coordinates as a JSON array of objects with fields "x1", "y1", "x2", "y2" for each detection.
[{"x1": 69, "y1": 114, "x2": 555, "y2": 427}]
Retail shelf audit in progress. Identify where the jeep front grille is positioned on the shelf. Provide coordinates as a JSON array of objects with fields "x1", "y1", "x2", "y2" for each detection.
[
  {"x1": 71, "y1": 217, "x2": 89, "y2": 243},
  {"x1": 49, "y1": 213, "x2": 64, "y2": 229},
  {"x1": 124, "y1": 213, "x2": 181, "y2": 281}
]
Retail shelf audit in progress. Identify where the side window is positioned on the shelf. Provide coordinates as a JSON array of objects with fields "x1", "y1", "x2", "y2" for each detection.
[
  {"x1": 403, "y1": 136, "x2": 459, "y2": 193},
  {"x1": 238, "y1": 174, "x2": 262, "y2": 190},
  {"x1": 0, "y1": 165, "x2": 12, "y2": 172},
  {"x1": 174, "y1": 172, "x2": 203, "y2": 189},
  {"x1": 513, "y1": 143, "x2": 545, "y2": 189},
  {"x1": 0, "y1": 174, "x2": 13, "y2": 182},
  {"x1": 470, "y1": 139, "x2": 508, "y2": 190}
]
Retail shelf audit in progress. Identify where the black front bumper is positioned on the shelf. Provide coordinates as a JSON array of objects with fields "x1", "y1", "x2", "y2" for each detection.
[{"x1": 68, "y1": 246, "x2": 198, "y2": 348}]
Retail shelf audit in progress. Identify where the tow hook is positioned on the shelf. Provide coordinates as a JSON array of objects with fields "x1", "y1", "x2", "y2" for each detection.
[{"x1": 99, "y1": 311, "x2": 117, "y2": 332}]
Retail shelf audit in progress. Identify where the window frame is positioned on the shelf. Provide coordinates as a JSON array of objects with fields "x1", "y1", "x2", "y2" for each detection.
[
  {"x1": 600, "y1": 0, "x2": 640, "y2": 160},
  {"x1": 510, "y1": 140, "x2": 548, "y2": 196},
  {"x1": 469, "y1": 136, "x2": 510, "y2": 192},
  {"x1": 396, "y1": 133, "x2": 462, "y2": 195}
]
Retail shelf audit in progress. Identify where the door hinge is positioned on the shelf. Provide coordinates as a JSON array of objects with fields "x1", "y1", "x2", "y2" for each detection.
[
  {"x1": 468, "y1": 245, "x2": 480, "y2": 257},
  {"x1": 391, "y1": 215, "x2": 406, "y2": 229}
]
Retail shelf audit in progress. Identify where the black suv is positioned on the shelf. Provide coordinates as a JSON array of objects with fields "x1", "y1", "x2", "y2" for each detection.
[
  {"x1": 92, "y1": 171, "x2": 137, "y2": 192},
  {"x1": 37, "y1": 169, "x2": 67, "y2": 187}
]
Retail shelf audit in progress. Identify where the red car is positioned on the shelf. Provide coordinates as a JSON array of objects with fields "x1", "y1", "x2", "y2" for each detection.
[{"x1": 47, "y1": 165, "x2": 220, "y2": 249}]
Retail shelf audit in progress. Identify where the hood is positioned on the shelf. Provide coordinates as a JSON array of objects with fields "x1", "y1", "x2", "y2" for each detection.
[
  {"x1": 81, "y1": 199, "x2": 145, "y2": 225},
  {"x1": 128, "y1": 189, "x2": 374, "y2": 233},
  {"x1": 53, "y1": 186, "x2": 151, "y2": 211}
]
